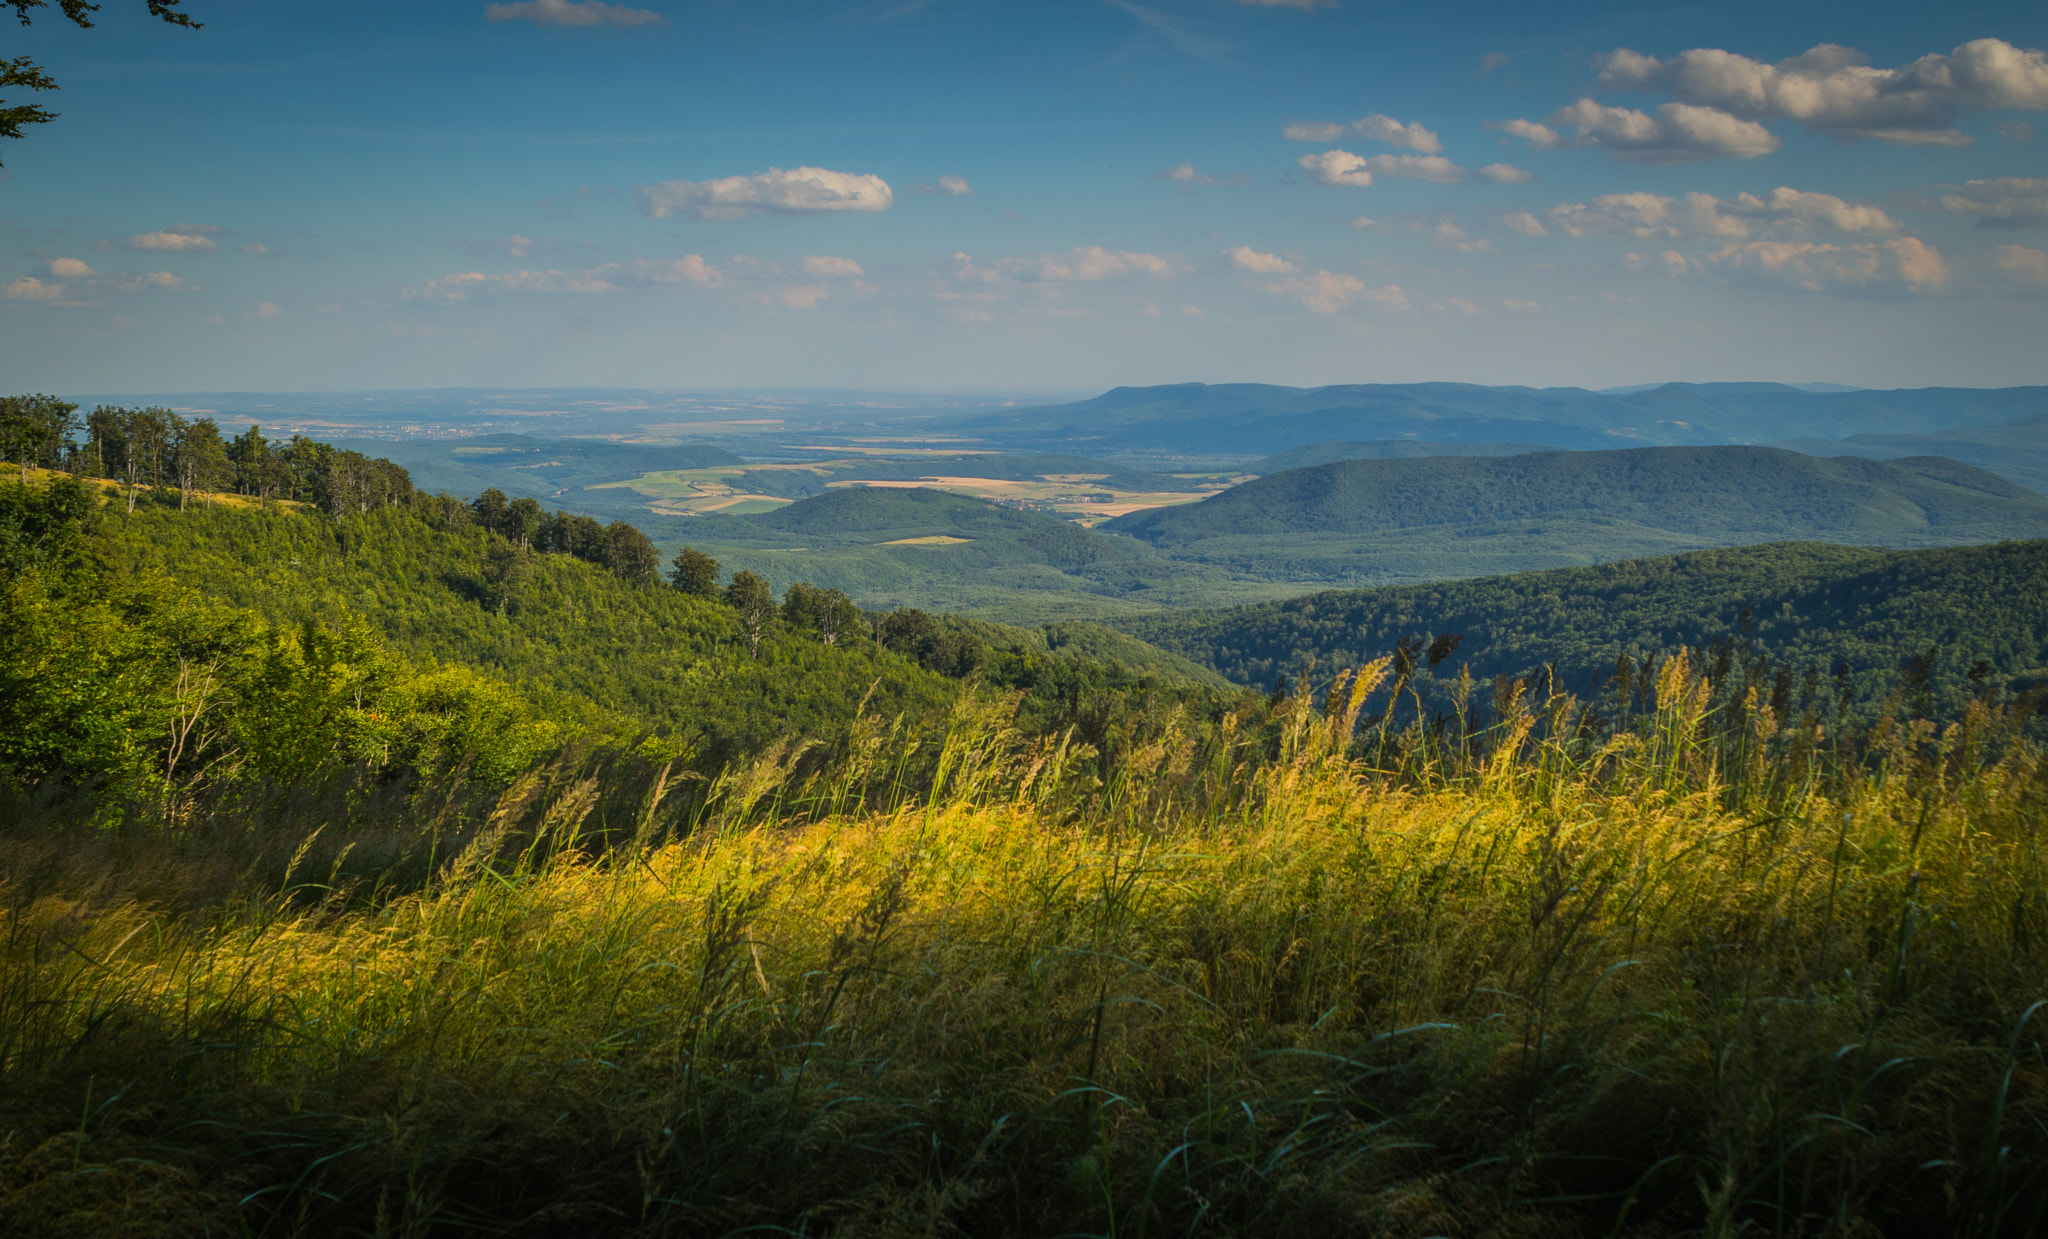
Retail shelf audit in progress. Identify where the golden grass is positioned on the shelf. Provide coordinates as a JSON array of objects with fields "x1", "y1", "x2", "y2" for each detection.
[{"x1": 3, "y1": 669, "x2": 2045, "y2": 1235}]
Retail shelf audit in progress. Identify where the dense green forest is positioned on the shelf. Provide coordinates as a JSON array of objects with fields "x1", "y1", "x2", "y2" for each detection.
[
  {"x1": 1249, "y1": 438, "x2": 1548, "y2": 472},
  {"x1": 1122, "y1": 538, "x2": 2048, "y2": 717}
]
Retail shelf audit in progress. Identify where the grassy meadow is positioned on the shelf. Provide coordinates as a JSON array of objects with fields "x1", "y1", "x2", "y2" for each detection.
[{"x1": 6, "y1": 653, "x2": 2046, "y2": 1236}]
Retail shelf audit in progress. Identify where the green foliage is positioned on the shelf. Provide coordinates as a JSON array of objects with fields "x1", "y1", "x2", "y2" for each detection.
[
  {"x1": 1125, "y1": 537, "x2": 2048, "y2": 717},
  {"x1": 668, "y1": 544, "x2": 720, "y2": 596},
  {"x1": 87, "y1": 494, "x2": 964, "y2": 764},
  {"x1": 2, "y1": 0, "x2": 201, "y2": 165}
]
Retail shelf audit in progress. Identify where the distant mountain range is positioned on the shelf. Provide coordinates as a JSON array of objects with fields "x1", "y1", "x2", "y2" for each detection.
[{"x1": 960, "y1": 382, "x2": 2048, "y2": 462}]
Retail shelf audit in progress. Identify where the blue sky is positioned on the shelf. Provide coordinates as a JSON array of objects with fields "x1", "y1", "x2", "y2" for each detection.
[{"x1": 3, "y1": 0, "x2": 2046, "y2": 393}]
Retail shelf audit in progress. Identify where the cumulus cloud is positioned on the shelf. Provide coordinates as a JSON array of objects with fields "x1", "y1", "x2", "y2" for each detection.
[
  {"x1": 1260, "y1": 271, "x2": 1405, "y2": 314},
  {"x1": 3, "y1": 276, "x2": 68, "y2": 301},
  {"x1": 1479, "y1": 52, "x2": 1511, "y2": 74},
  {"x1": 1297, "y1": 150, "x2": 1375, "y2": 187},
  {"x1": 914, "y1": 175, "x2": 973, "y2": 196},
  {"x1": 1698, "y1": 236, "x2": 1948, "y2": 293},
  {"x1": 1498, "y1": 209, "x2": 1549, "y2": 237},
  {"x1": 1598, "y1": 38, "x2": 2048, "y2": 147},
  {"x1": 1158, "y1": 163, "x2": 1253, "y2": 186},
  {"x1": 1265, "y1": 270, "x2": 1364, "y2": 313},
  {"x1": 49, "y1": 257, "x2": 97, "y2": 277},
  {"x1": 1353, "y1": 113, "x2": 1443, "y2": 153},
  {"x1": 638, "y1": 166, "x2": 893, "y2": 221},
  {"x1": 1994, "y1": 244, "x2": 2048, "y2": 283},
  {"x1": 1298, "y1": 149, "x2": 1469, "y2": 185},
  {"x1": 801, "y1": 255, "x2": 864, "y2": 277},
  {"x1": 1940, "y1": 177, "x2": 2048, "y2": 228},
  {"x1": 248, "y1": 301, "x2": 284, "y2": 319},
  {"x1": 1475, "y1": 162, "x2": 1536, "y2": 183},
  {"x1": 1286, "y1": 113, "x2": 1441, "y2": 152},
  {"x1": 1492, "y1": 98, "x2": 1780, "y2": 162},
  {"x1": 1226, "y1": 246, "x2": 1296, "y2": 274},
  {"x1": 778, "y1": 286, "x2": 829, "y2": 309},
  {"x1": 126, "y1": 228, "x2": 222, "y2": 253},
  {"x1": 1546, "y1": 187, "x2": 1901, "y2": 240},
  {"x1": 240, "y1": 242, "x2": 270, "y2": 256},
  {"x1": 484, "y1": 0, "x2": 666, "y2": 27},
  {"x1": 135, "y1": 272, "x2": 185, "y2": 288}
]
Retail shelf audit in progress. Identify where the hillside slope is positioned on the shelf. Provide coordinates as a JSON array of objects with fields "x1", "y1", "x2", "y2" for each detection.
[
  {"x1": 1109, "y1": 448, "x2": 2048, "y2": 545},
  {"x1": 94, "y1": 499, "x2": 961, "y2": 759},
  {"x1": 1121, "y1": 538, "x2": 2048, "y2": 714}
]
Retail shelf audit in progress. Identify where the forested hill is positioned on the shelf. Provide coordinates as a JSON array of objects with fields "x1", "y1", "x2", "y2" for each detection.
[
  {"x1": 1105, "y1": 447, "x2": 2048, "y2": 547},
  {"x1": 1120, "y1": 538, "x2": 2048, "y2": 716}
]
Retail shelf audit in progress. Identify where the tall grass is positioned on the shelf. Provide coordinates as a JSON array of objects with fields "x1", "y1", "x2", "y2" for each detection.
[{"x1": 3, "y1": 655, "x2": 2045, "y2": 1236}]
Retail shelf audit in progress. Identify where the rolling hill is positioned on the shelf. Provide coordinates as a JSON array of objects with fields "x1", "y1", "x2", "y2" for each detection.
[
  {"x1": 1101, "y1": 447, "x2": 2048, "y2": 584},
  {"x1": 1119, "y1": 538, "x2": 2048, "y2": 716}
]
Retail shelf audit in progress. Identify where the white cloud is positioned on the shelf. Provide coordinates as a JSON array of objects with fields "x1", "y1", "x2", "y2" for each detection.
[
  {"x1": 1502, "y1": 298, "x2": 1541, "y2": 313},
  {"x1": 484, "y1": 0, "x2": 666, "y2": 27},
  {"x1": 1475, "y1": 162, "x2": 1536, "y2": 183},
  {"x1": 914, "y1": 175, "x2": 974, "y2": 196},
  {"x1": 135, "y1": 272, "x2": 185, "y2": 288},
  {"x1": 1232, "y1": 0, "x2": 1337, "y2": 10},
  {"x1": 1348, "y1": 215, "x2": 1375, "y2": 230},
  {"x1": 3, "y1": 276, "x2": 68, "y2": 301},
  {"x1": 1283, "y1": 120, "x2": 1347, "y2": 141},
  {"x1": 1226, "y1": 246, "x2": 1295, "y2": 274},
  {"x1": 638, "y1": 166, "x2": 893, "y2": 221},
  {"x1": 1287, "y1": 113, "x2": 1442, "y2": 152},
  {"x1": 1158, "y1": 163, "x2": 1252, "y2": 186},
  {"x1": 1364, "y1": 153, "x2": 1465, "y2": 183},
  {"x1": 248, "y1": 301, "x2": 284, "y2": 318},
  {"x1": 49, "y1": 257, "x2": 97, "y2": 277},
  {"x1": 1498, "y1": 209, "x2": 1548, "y2": 237},
  {"x1": 1994, "y1": 244, "x2": 2048, "y2": 283},
  {"x1": 1598, "y1": 38, "x2": 2048, "y2": 147},
  {"x1": 1627, "y1": 250, "x2": 1691, "y2": 277},
  {"x1": 1547, "y1": 188, "x2": 1900, "y2": 240},
  {"x1": 1480, "y1": 52, "x2": 1511, "y2": 74},
  {"x1": 1265, "y1": 270, "x2": 1365, "y2": 313},
  {"x1": 801, "y1": 255, "x2": 864, "y2": 277},
  {"x1": 778, "y1": 285, "x2": 829, "y2": 309},
  {"x1": 1300, "y1": 149, "x2": 1468, "y2": 185},
  {"x1": 126, "y1": 229, "x2": 221, "y2": 253},
  {"x1": 1699, "y1": 236, "x2": 1948, "y2": 293},
  {"x1": 1353, "y1": 113, "x2": 1443, "y2": 153},
  {"x1": 1940, "y1": 178, "x2": 2048, "y2": 228},
  {"x1": 1297, "y1": 149, "x2": 1374, "y2": 187},
  {"x1": 1493, "y1": 98, "x2": 1780, "y2": 162},
  {"x1": 240, "y1": 242, "x2": 270, "y2": 256}
]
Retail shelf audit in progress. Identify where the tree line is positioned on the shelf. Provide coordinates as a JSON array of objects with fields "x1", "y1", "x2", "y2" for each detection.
[{"x1": 0, "y1": 392, "x2": 415, "y2": 515}]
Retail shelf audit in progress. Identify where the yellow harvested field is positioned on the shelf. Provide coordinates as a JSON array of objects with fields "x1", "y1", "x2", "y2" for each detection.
[{"x1": 878, "y1": 535, "x2": 973, "y2": 546}]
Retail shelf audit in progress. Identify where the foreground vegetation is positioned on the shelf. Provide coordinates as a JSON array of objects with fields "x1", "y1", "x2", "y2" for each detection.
[
  {"x1": 5, "y1": 460, "x2": 2048, "y2": 1235},
  {"x1": 6, "y1": 638, "x2": 2046, "y2": 1235}
]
